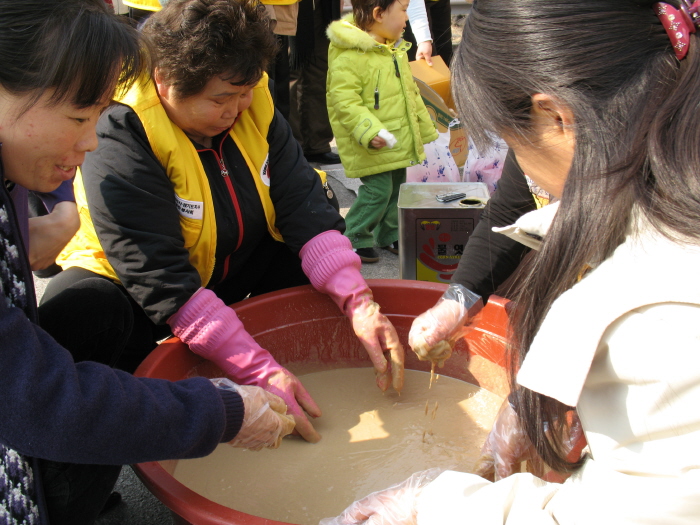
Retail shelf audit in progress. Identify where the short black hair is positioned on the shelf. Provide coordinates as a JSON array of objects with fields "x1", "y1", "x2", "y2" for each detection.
[
  {"x1": 0, "y1": 0, "x2": 144, "y2": 110},
  {"x1": 142, "y1": 0, "x2": 279, "y2": 99}
]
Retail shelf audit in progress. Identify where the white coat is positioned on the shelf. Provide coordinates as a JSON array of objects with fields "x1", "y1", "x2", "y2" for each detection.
[{"x1": 416, "y1": 207, "x2": 700, "y2": 524}]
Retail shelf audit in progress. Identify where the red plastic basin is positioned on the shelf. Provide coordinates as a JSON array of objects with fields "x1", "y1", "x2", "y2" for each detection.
[{"x1": 134, "y1": 279, "x2": 510, "y2": 525}]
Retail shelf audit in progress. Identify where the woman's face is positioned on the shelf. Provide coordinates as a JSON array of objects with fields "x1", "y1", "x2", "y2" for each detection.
[
  {"x1": 505, "y1": 94, "x2": 575, "y2": 199},
  {"x1": 156, "y1": 72, "x2": 256, "y2": 148},
  {"x1": 0, "y1": 90, "x2": 106, "y2": 193}
]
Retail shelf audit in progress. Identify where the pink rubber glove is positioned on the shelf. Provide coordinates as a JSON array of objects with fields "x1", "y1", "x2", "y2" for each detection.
[
  {"x1": 169, "y1": 288, "x2": 322, "y2": 443},
  {"x1": 319, "y1": 468, "x2": 443, "y2": 525},
  {"x1": 300, "y1": 231, "x2": 404, "y2": 392},
  {"x1": 408, "y1": 283, "x2": 483, "y2": 369}
]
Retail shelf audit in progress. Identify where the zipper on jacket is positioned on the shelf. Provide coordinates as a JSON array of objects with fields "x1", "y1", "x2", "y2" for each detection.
[
  {"x1": 196, "y1": 142, "x2": 244, "y2": 282},
  {"x1": 392, "y1": 55, "x2": 400, "y2": 78},
  {"x1": 374, "y1": 70, "x2": 381, "y2": 109}
]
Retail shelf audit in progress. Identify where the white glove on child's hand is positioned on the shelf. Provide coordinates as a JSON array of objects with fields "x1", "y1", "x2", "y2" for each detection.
[{"x1": 377, "y1": 129, "x2": 397, "y2": 149}]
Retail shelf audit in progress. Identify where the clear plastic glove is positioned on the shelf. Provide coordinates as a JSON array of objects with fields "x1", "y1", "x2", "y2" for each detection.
[
  {"x1": 319, "y1": 468, "x2": 443, "y2": 525},
  {"x1": 349, "y1": 297, "x2": 405, "y2": 393},
  {"x1": 408, "y1": 284, "x2": 482, "y2": 368},
  {"x1": 212, "y1": 378, "x2": 296, "y2": 451},
  {"x1": 474, "y1": 396, "x2": 540, "y2": 481},
  {"x1": 475, "y1": 396, "x2": 585, "y2": 482}
]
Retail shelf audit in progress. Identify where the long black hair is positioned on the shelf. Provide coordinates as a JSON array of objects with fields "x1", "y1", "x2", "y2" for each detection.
[
  {"x1": 0, "y1": 0, "x2": 144, "y2": 111},
  {"x1": 453, "y1": 0, "x2": 700, "y2": 472}
]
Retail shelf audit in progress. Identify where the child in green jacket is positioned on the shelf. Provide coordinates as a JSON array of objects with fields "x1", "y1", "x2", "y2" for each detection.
[{"x1": 326, "y1": 0, "x2": 438, "y2": 262}]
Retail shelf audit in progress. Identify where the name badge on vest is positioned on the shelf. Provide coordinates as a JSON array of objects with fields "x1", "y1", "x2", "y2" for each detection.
[
  {"x1": 260, "y1": 154, "x2": 271, "y2": 186},
  {"x1": 175, "y1": 195, "x2": 204, "y2": 220}
]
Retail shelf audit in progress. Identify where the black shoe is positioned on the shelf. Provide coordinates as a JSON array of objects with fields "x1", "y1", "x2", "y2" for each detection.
[
  {"x1": 305, "y1": 151, "x2": 341, "y2": 165},
  {"x1": 381, "y1": 241, "x2": 399, "y2": 255},
  {"x1": 354, "y1": 247, "x2": 379, "y2": 263},
  {"x1": 98, "y1": 492, "x2": 122, "y2": 517}
]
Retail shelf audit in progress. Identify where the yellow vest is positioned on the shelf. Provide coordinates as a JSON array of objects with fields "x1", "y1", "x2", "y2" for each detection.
[
  {"x1": 124, "y1": 0, "x2": 298, "y2": 10},
  {"x1": 122, "y1": 0, "x2": 163, "y2": 11},
  {"x1": 58, "y1": 74, "x2": 286, "y2": 287},
  {"x1": 260, "y1": 0, "x2": 298, "y2": 6}
]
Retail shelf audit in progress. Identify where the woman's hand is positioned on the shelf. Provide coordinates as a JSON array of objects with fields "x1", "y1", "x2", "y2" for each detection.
[
  {"x1": 349, "y1": 299, "x2": 405, "y2": 393},
  {"x1": 28, "y1": 201, "x2": 79, "y2": 270},
  {"x1": 264, "y1": 369, "x2": 322, "y2": 443},
  {"x1": 320, "y1": 468, "x2": 443, "y2": 525},
  {"x1": 212, "y1": 381, "x2": 296, "y2": 451},
  {"x1": 408, "y1": 284, "x2": 482, "y2": 368},
  {"x1": 414, "y1": 41, "x2": 433, "y2": 65}
]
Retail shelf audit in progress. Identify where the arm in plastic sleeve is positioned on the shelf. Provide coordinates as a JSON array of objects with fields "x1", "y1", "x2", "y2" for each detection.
[
  {"x1": 210, "y1": 378, "x2": 295, "y2": 451},
  {"x1": 319, "y1": 468, "x2": 444, "y2": 525},
  {"x1": 475, "y1": 393, "x2": 586, "y2": 482},
  {"x1": 169, "y1": 289, "x2": 322, "y2": 443},
  {"x1": 474, "y1": 395, "x2": 541, "y2": 481},
  {"x1": 300, "y1": 230, "x2": 405, "y2": 393},
  {"x1": 408, "y1": 283, "x2": 483, "y2": 367}
]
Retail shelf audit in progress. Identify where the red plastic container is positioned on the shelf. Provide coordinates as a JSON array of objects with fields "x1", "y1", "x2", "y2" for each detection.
[{"x1": 134, "y1": 279, "x2": 510, "y2": 525}]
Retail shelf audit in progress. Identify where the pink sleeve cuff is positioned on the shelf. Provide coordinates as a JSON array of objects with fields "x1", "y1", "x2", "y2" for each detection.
[
  {"x1": 300, "y1": 230, "x2": 361, "y2": 289},
  {"x1": 168, "y1": 288, "x2": 237, "y2": 357}
]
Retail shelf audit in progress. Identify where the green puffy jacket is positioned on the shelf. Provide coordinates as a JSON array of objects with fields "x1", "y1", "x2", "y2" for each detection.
[{"x1": 326, "y1": 15, "x2": 438, "y2": 178}]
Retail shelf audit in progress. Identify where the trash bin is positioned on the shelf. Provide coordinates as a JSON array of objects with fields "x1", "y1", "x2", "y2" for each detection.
[{"x1": 398, "y1": 182, "x2": 490, "y2": 283}]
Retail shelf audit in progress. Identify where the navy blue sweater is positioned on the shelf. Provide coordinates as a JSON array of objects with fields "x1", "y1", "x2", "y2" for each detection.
[{"x1": 0, "y1": 164, "x2": 244, "y2": 519}]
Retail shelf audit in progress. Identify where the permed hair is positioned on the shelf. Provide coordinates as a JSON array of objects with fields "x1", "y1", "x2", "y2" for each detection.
[{"x1": 142, "y1": 0, "x2": 279, "y2": 100}]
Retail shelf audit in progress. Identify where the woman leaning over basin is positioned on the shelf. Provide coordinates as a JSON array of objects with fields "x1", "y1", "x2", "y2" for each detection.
[
  {"x1": 44, "y1": 0, "x2": 405, "y2": 444},
  {"x1": 0, "y1": 1, "x2": 294, "y2": 524},
  {"x1": 322, "y1": 1, "x2": 700, "y2": 523}
]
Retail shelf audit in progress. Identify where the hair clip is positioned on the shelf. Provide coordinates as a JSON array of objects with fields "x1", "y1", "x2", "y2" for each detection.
[{"x1": 654, "y1": 1, "x2": 700, "y2": 60}]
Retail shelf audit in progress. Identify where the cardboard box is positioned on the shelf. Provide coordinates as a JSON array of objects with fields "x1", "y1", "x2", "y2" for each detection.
[
  {"x1": 409, "y1": 56, "x2": 453, "y2": 109},
  {"x1": 413, "y1": 78, "x2": 468, "y2": 168}
]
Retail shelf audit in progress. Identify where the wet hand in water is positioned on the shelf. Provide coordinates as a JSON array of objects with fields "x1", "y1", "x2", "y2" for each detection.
[
  {"x1": 264, "y1": 369, "x2": 323, "y2": 443},
  {"x1": 408, "y1": 284, "x2": 481, "y2": 369},
  {"x1": 222, "y1": 383, "x2": 296, "y2": 451},
  {"x1": 350, "y1": 300, "x2": 405, "y2": 393},
  {"x1": 408, "y1": 298, "x2": 466, "y2": 368}
]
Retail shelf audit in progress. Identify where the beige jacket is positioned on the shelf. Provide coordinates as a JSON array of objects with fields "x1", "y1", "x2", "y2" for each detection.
[{"x1": 417, "y1": 210, "x2": 700, "y2": 524}]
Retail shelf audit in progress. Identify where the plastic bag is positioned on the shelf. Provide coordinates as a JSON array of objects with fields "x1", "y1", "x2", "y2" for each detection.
[
  {"x1": 406, "y1": 129, "x2": 461, "y2": 183},
  {"x1": 463, "y1": 135, "x2": 509, "y2": 194}
]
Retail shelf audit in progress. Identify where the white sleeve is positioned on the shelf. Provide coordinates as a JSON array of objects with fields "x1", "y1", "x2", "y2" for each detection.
[{"x1": 407, "y1": 0, "x2": 432, "y2": 44}]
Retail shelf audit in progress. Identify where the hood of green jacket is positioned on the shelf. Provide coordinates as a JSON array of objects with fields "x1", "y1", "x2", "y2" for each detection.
[{"x1": 326, "y1": 14, "x2": 411, "y2": 54}]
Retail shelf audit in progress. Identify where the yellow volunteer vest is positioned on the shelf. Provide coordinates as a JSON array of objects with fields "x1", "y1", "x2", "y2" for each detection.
[
  {"x1": 122, "y1": 0, "x2": 163, "y2": 11},
  {"x1": 260, "y1": 0, "x2": 298, "y2": 6},
  {"x1": 59, "y1": 73, "x2": 285, "y2": 287}
]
